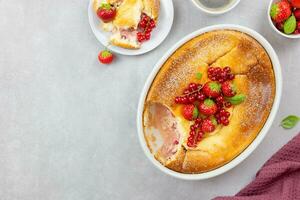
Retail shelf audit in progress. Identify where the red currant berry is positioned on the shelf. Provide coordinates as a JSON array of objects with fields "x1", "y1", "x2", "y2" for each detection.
[
  {"x1": 197, "y1": 131, "x2": 203, "y2": 141},
  {"x1": 188, "y1": 135, "x2": 195, "y2": 142},
  {"x1": 187, "y1": 141, "x2": 193, "y2": 147},
  {"x1": 183, "y1": 97, "x2": 188, "y2": 103},
  {"x1": 149, "y1": 20, "x2": 156, "y2": 29},
  {"x1": 220, "y1": 116, "x2": 227, "y2": 121},
  {"x1": 215, "y1": 67, "x2": 221, "y2": 73},
  {"x1": 224, "y1": 67, "x2": 231, "y2": 73},
  {"x1": 225, "y1": 102, "x2": 232, "y2": 108},
  {"x1": 225, "y1": 111, "x2": 230, "y2": 117},
  {"x1": 223, "y1": 119, "x2": 229, "y2": 126},
  {"x1": 220, "y1": 109, "x2": 226, "y2": 116},
  {"x1": 188, "y1": 83, "x2": 197, "y2": 90},
  {"x1": 188, "y1": 95, "x2": 196, "y2": 103},
  {"x1": 228, "y1": 74, "x2": 235, "y2": 80},
  {"x1": 195, "y1": 118, "x2": 202, "y2": 124},
  {"x1": 197, "y1": 93, "x2": 206, "y2": 101},
  {"x1": 145, "y1": 32, "x2": 151, "y2": 40},
  {"x1": 183, "y1": 89, "x2": 190, "y2": 95},
  {"x1": 216, "y1": 96, "x2": 224, "y2": 103},
  {"x1": 145, "y1": 27, "x2": 152, "y2": 33},
  {"x1": 208, "y1": 67, "x2": 215, "y2": 73},
  {"x1": 139, "y1": 21, "x2": 146, "y2": 28},
  {"x1": 190, "y1": 125, "x2": 196, "y2": 131}
]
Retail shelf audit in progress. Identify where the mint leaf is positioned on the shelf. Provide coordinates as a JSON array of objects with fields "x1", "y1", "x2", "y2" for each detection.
[
  {"x1": 193, "y1": 107, "x2": 199, "y2": 119},
  {"x1": 284, "y1": 15, "x2": 296, "y2": 34},
  {"x1": 228, "y1": 94, "x2": 246, "y2": 105},
  {"x1": 195, "y1": 72, "x2": 202, "y2": 80},
  {"x1": 281, "y1": 115, "x2": 300, "y2": 129}
]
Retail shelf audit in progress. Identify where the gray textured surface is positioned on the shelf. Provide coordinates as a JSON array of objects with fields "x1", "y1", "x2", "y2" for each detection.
[{"x1": 0, "y1": 0, "x2": 299, "y2": 200}]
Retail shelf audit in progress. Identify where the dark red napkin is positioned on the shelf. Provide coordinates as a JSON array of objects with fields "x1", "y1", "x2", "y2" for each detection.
[{"x1": 214, "y1": 133, "x2": 300, "y2": 200}]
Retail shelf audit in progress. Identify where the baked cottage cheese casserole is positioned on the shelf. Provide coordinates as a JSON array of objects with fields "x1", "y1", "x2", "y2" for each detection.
[{"x1": 142, "y1": 30, "x2": 276, "y2": 174}]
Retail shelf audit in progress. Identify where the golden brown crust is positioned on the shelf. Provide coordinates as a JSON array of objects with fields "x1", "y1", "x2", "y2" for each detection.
[
  {"x1": 143, "y1": 0, "x2": 160, "y2": 21},
  {"x1": 143, "y1": 30, "x2": 276, "y2": 174},
  {"x1": 113, "y1": 0, "x2": 144, "y2": 29},
  {"x1": 110, "y1": 36, "x2": 140, "y2": 49}
]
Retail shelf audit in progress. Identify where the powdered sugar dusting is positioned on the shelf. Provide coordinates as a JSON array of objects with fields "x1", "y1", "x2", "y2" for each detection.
[{"x1": 143, "y1": 30, "x2": 276, "y2": 173}]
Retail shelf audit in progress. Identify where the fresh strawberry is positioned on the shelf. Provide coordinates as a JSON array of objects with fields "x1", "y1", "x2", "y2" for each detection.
[
  {"x1": 221, "y1": 81, "x2": 237, "y2": 97},
  {"x1": 291, "y1": 0, "x2": 300, "y2": 8},
  {"x1": 202, "y1": 81, "x2": 221, "y2": 98},
  {"x1": 294, "y1": 9, "x2": 300, "y2": 20},
  {"x1": 97, "y1": 3, "x2": 116, "y2": 23},
  {"x1": 182, "y1": 104, "x2": 199, "y2": 121},
  {"x1": 276, "y1": 22, "x2": 285, "y2": 30},
  {"x1": 270, "y1": 0, "x2": 292, "y2": 23},
  {"x1": 199, "y1": 99, "x2": 218, "y2": 115},
  {"x1": 201, "y1": 117, "x2": 217, "y2": 133},
  {"x1": 294, "y1": 29, "x2": 300, "y2": 34},
  {"x1": 298, "y1": 21, "x2": 300, "y2": 30},
  {"x1": 98, "y1": 50, "x2": 114, "y2": 64}
]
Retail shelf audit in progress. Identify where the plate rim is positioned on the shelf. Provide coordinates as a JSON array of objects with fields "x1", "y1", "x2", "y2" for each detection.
[
  {"x1": 136, "y1": 24, "x2": 282, "y2": 180},
  {"x1": 88, "y1": 0, "x2": 174, "y2": 56}
]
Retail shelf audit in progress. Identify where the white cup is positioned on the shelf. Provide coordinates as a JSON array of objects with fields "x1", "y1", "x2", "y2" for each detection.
[{"x1": 190, "y1": 0, "x2": 241, "y2": 15}]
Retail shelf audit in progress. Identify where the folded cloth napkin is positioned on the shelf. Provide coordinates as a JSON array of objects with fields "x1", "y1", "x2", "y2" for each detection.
[{"x1": 214, "y1": 133, "x2": 300, "y2": 200}]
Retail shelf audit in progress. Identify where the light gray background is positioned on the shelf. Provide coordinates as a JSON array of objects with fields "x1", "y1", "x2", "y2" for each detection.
[{"x1": 0, "y1": 0, "x2": 299, "y2": 199}]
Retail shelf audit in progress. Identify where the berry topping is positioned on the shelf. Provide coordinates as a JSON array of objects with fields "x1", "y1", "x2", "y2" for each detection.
[
  {"x1": 182, "y1": 104, "x2": 199, "y2": 121},
  {"x1": 221, "y1": 81, "x2": 237, "y2": 97},
  {"x1": 98, "y1": 50, "x2": 114, "y2": 64},
  {"x1": 173, "y1": 66, "x2": 246, "y2": 148},
  {"x1": 294, "y1": 9, "x2": 300, "y2": 20},
  {"x1": 137, "y1": 13, "x2": 156, "y2": 43},
  {"x1": 270, "y1": 0, "x2": 292, "y2": 23},
  {"x1": 96, "y1": 3, "x2": 116, "y2": 23},
  {"x1": 276, "y1": 22, "x2": 285, "y2": 31},
  {"x1": 199, "y1": 99, "x2": 218, "y2": 115},
  {"x1": 207, "y1": 67, "x2": 235, "y2": 82},
  {"x1": 202, "y1": 81, "x2": 221, "y2": 98},
  {"x1": 201, "y1": 117, "x2": 217, "y2": 133},
  {"x1": 291, "y1": 0, "x2": 300, "y2": 8},
  {"x1": 174, "y1": 83, "x2": 203, "y2": 104}
]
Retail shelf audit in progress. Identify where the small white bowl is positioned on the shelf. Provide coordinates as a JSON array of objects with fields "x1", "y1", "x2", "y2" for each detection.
[
  {"x1": 190, "y1": 0, "x2": 241, "y2": 15},
  {"x1": 268, "y1": 0, "x2": 300, "y2": 39},
  {"x1": 137, "y1": 24, "x2": 282, "y2": 180}
]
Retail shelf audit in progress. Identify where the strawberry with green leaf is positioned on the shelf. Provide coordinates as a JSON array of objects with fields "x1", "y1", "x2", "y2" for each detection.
[
  {"x1": 97, "y1": 3, "x2": 116, "y2": 23},
  {"x1": 202, "y1": 81, "x2": 221, "y2": 98},
  {"x1": 201, "y1": 117, "x2": 217, "y2": 133},
  {"x1": 270, "y1": 0, "x2": 292, "y2": 23},
  {"x1": 98, "y1": 50, "x2": 114, "y2": 64},
  {"x1": 182, "y1": 104, "x2": 199, "y2": 121},
  {"x1": 199, "y1": 99, "x2": 218, "y2": 115},
  {"x1": 221, "y1": 81, "x2": 237, "y2": 97}
]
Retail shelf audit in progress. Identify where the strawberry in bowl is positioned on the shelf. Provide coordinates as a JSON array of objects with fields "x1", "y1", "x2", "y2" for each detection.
[{"x1": 269, "y1": 0, "x2": 300, "y2": 38}]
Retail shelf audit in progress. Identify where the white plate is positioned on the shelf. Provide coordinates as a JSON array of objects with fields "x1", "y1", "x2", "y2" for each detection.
[
  {"x1": 88, "y1": 0, "x2": 174, "y2": 56},
  {"x1": 137, "y1": 24, "x2": 282, "y2": 180}
]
